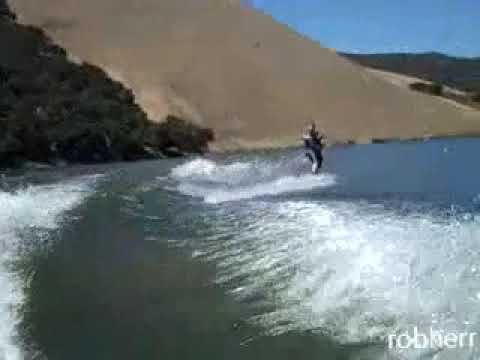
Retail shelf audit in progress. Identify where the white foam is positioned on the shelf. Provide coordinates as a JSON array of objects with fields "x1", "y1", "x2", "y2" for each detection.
[
  {"x1": 177, "y1": 174, "x2": 336, "y2": 204},
  {"x1": 0, "y1": 176, "x2": 99, "y2": 359},
  {"x1": 166, "y1": 156, "x2": 480, "y2": 358},
  {"x1": 171, "y1": 158, "x2": 252, "y2": 184},
  {"x1": 189, "y1": 199, "x2": 480, "y2": 360},
  {"x1": 170, "y1": 158, "x2": 336, "y2": 203}
]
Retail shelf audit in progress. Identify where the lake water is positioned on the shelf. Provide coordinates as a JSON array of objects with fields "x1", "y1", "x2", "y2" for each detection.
[{"x1": 2, "y1": 138, "x2": 480, "y2": 360}]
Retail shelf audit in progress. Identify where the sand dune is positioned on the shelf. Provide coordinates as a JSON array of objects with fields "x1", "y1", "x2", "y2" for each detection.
[{"x1": 9, "y1": 0, "x2": 480, "y2": 148}]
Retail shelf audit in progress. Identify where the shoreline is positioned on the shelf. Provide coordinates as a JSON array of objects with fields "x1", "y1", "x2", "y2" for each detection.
[
  {"x1": 4, "y1": 133, "x2": 480, "y2": 174},
  {"x1": 210, "y1": 132, "x2": 480, "y2": 153}
]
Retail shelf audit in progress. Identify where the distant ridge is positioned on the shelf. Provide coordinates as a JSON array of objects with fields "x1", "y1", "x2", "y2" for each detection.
[{"x1": 341, "y1": 52, "x2": 480, "y2": 93}]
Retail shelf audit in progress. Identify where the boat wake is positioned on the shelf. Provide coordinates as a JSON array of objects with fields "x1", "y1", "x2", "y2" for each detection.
[
  {"x1": 175, "y1": 196, "x2": 480, "y2": 360},
  {"x1": 169, "y1": 157, "x2": 336, "y2": 203},
  {"x1": 156, "y1": 151, "x2": 480, "y2": 359},
  {"x1": 0, "y1": 175, "x2": 99, "y2": 359}
]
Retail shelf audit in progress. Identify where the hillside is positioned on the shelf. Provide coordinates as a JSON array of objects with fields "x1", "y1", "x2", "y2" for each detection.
[
  {"x1": 0, "y1": 1, "x2": 212, "y2": 168},
  {"x1": 341, "y1": 52, "x2": 480, "y2": 93},
  {"x1": 9, "y1": 0, "x2": 480, "y2": 148}
]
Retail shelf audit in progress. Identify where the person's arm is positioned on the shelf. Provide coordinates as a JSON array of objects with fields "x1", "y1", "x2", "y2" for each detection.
[{"x1": 319, "y1": 135, "x2": 325, "y2": 148}]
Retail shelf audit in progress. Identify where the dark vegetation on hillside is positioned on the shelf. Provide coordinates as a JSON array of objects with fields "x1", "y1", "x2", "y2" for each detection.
[
  {"x1": 342, "y1": 52, "x2": 480, "y2": 108},
  {"x1": 409, "y1": 82, "x2": 444, "y2": 96},
  {"x1": 0, "y1": 1, "x2": 213, "y2": 169},
  {"x1": 407, "y1": 80, "x2": 480, "y2": 109},
  {"x1": 341, "y1": 52, "x2": 480, "y2": 94}
]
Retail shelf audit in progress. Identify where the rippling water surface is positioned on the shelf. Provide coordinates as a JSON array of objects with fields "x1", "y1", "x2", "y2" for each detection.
[{"x1": 2, "y1": 138, "x2": 480, "y2": 360}]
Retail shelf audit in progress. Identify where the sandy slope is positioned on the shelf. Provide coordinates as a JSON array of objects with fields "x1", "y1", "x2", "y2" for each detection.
[{"x1": 9, "y1": 0, "x2": 480, "y2": 148}]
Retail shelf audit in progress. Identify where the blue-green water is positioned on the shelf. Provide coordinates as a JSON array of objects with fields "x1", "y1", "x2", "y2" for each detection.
[{"x1": 2, "y1": 138, "x2": 480, "y2": 360}]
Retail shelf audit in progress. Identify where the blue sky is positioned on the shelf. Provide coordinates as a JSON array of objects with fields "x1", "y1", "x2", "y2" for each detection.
[{"x1": 250, "y1": 0, "x2": 479, "y2": 57}]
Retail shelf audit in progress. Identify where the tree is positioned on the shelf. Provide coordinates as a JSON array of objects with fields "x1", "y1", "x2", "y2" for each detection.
[
  {"x1": 430, "y1": 82, "x2": 443, "y2": 96},
  {"x1": 409, "y1": 82, "x2": 443, "y2": 96}
]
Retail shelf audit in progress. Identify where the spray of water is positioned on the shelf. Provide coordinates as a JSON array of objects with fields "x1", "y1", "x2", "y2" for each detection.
[
  {"x1": 170, "y1": 157, "x2": 336, "y2": 203},
  {"x1": 167, "y1": 157, "x2": 480, "y2": 360},
  {"x1": 0, "y1": 176, "x2": 99, "y2": 359}
]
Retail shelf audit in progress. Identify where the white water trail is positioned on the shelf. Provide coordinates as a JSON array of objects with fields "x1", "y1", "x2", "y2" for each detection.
[
  {"x1": 164, "y1": 156, "x2": 480, "y2": 359},
  {"x1": 0, "y1": 175, "x2": 99, "y2": 359},
  {"x1": 181, "y1": 198, "x2": 480, "y2": 360},
  {"x1": 170, "y1": 158, "x2": 336, "y2": 203}
]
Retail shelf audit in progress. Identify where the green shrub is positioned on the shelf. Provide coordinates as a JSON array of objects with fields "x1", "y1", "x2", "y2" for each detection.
[
  {"x1": 409, "y1": 82, "x2": 443, "y2": 96},
  {"x1": 431, "y1": 82, "x2": 443, "y2": 96}
]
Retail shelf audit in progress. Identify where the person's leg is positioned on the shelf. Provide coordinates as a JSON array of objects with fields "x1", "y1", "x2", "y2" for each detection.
[
  {"x1": 317, "y1": 155, "x2": 323, "y2": 170},
  {"x1": 305, "y1": 151, "x2": 314, "y2": 163}
]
